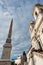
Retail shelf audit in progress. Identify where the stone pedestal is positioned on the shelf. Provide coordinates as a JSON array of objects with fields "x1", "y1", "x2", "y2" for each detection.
[{"x1": 0, "y1": 59, "x2": 11, "y2": 65}]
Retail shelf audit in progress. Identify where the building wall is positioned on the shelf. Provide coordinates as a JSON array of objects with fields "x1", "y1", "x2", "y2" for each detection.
[
  {"x1": 28, "y1": 58, "x2": 34, "y2": 65},
  {"x1": 27, "y1": 52, "x2": 43, "y2": 65},
  {"x1": 33, "y1": 53, "x2": 43, "y2": 65}
]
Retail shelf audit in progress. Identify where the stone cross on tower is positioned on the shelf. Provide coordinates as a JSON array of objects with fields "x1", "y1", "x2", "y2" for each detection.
[{"x1": 2, "y1": 19, "x2": 13, "y2": 59}]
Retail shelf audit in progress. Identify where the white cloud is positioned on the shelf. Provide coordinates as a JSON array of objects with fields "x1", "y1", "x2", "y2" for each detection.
[{"x1": 0, "y1": 0, "x2": 4, "y2": 5}]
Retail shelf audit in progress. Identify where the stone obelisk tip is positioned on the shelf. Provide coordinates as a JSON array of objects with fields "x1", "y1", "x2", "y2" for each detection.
[{"x1": 6, "y1": 18, "x2": 13, "y2": 43}]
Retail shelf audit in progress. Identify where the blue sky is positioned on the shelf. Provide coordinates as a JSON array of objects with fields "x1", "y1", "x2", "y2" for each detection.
[{"x1": 0, "y1": 0, "x2": 43, "y2": 60}]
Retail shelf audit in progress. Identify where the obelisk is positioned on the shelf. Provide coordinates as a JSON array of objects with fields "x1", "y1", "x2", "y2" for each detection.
[{"x1": 2, "y1": 19, "x2": 13, "y2": 59}]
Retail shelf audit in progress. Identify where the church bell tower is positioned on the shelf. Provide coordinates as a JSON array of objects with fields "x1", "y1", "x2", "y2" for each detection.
[{"x1": 2, "y1": 19, "x2": 13, "y2": 59}]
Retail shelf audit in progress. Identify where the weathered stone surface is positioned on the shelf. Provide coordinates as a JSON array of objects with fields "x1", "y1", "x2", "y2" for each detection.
[
  {"x1": 0, "y1": 59, "x2": 11, "y2": 65},
  {"x1": 2, "y1": 19, "x2": 13, "y2": 59}
]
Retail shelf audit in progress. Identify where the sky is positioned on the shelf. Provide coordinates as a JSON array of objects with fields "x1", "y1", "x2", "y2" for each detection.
[{"x1": 0, "y1": 0, "x2": 43, "y2": 60}]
